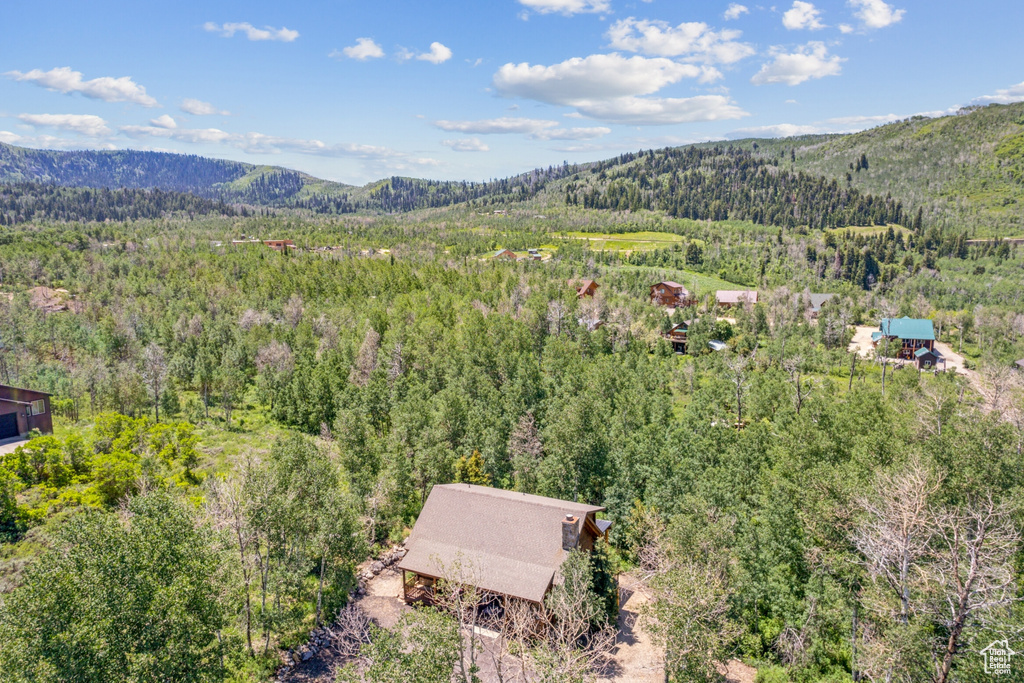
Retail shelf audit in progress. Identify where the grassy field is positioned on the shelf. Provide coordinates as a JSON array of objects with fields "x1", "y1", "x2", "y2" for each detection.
[
  {"x1": 615, "y1": 264, "x2": 741, "y2": 293},
  {"x1": 559, "y1": 230, "x2": 688, "y2": 252}
]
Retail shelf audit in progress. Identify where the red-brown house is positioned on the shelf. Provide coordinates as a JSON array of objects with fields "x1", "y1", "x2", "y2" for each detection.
[
  {"x1": 575, "y1": 279, "x2": 599, "y2": 298},
  {"x1": 263, "y1": 239, "x2": 295, "y2": 252},
  {"x1": 650, "y1": 281, "x2": 693, "y2": 307},
  {"x1": 0, "y1": 385, "x2": 53, "y2": 440},
  {"x1": 492, "y1": 248, "x2": 517, "y2": 260}
]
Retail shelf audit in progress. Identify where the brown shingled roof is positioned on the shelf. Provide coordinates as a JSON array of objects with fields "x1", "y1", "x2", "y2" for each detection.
[{"x1": 397, "y1": 484, "x2": 604, "y2": 603}]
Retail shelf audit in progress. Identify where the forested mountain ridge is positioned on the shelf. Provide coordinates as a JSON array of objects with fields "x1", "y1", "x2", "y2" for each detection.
[
  {"x1": 0, "y1": 142, "x2": 569, "y2": 214},
  {"x1": 561, "y1": 145, "x2": 908, "y2": 230},
  {"x1": 2, "y1": 101, "x2": 1023, "y2": 232},
  {"x1": 725, "y1": 101, "x2": 1024, "y2": 236},
  {"x1": 0, "y1": 182, "x2": 241, "y2": 225}
]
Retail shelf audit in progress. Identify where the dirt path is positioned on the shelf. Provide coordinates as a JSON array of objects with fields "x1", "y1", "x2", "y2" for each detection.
[
  {"x1": 282, "y1": 568, "x2": 672, "y2": 682},
  {"x1": 849, "y1": 325, "x2": 877, "y2": 357},
  {"x1": 598, "y1": 574, "x2": 664, "y2": 683},
  {"x1": 279, "y1": 564, "x2": 411, "y2": 682}
]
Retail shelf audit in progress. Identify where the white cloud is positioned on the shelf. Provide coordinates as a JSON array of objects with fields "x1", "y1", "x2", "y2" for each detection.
[
  {"x1": 531, "y1": 126, "x2": 612, "y2": 140},
  {"x1": 180, "y1": 98, "x2": 230, "y2": 116},
  {"x1": 726, "y1": 112, "x2": 907, "y2": 139},
  {"x1": 417, "y1": 42, "x2": 453, "y2": 64},
  {"x1": 441, "y1": 138, "x2": 490, "y2": 152},
  {"x1": 970, "y1": 81, "x2": 1024, "y2": 106},
  {"x1": 121, "y1": 124, "x2": 234, "y2": 145},
  {"x1": 0, "y1": 131, "x2": 117, "y2": 150},
  {"x1": 434, "y1": 117, "x2": 559, "y2": 135},
  {"x1": 493, "y1": 53, "x2": 749, "y2": 125},
  {"x1": 782, "y1": 1, "x2": 825, "y2": 30},
  {"x1": 118, "y1": 123, "x2": 438, "y2": 171},
  {"x1": 848, "y1": 0, "x2": 904, "y2": 28},
  {"x1": 751, "y1": 42, "x2": 844, "y2": 86},
  {"x1": 569, "y1": 95, "x2": 749, "y2": 125},
  {"x1": 724, "y1": 3, "x2": 750, "y2": 20},
  {"x1": 824, "y1": 113, "x2": 902, "y2": 127},
  {"x1": 336, "y1": 38, "x2": 385, "y2": 61},
  {"x1": 838, "y1": 23, "x2": 854, "y2": 33},
  {"x1": 433, "y1": 117, "x2": 611, "y2": 140},
  {"x1": 6, "y1": 66, "x2": 159, "y2": 107},
  {"x1": 606, "y1": 18, "x2": 756, "y2": 65},
  {"x1": 728, "y1": 123, "x2": 821, "y2": 138},
  {"x1": 149, "y1": 114, "x2": 177, "y2": 129},
  {"x1": 494, "y1": 54, "x2": 704, "y2": 105},
  {"x1": 203, "y1": 22, "x2": 299, "y2": 42},
  {"x1": 517, "y1": 0, "x2": 610, "y2": 15},
  {"x1": 17, "y1": 113, "x2": 111, "y2": 137}
]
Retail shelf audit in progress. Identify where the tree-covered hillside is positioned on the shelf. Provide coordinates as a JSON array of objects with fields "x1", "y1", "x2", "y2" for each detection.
[
  {"x1": 726, "y1": 102, "x2": 1024, "y2": 237},
  {"x1": 0, "y1": 182, "x2": 240, "y2": 225},
  {"x1": 562, "y1": 146, "x2": 907, "y2": 230}
]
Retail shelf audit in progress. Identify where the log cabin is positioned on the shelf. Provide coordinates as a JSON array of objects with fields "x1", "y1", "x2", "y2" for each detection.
[
  {"x1": 663, "y1": 321, "x2": 690, "y2": 353},
  {"x1": 649, "y1": 281, "x2": 693, "y2": 307},
  {"x1": 574, "y1": 279, "x2": 599, "y2": 299},
  {"x1": 398, "y1": 484, "x2": 611, "y2": 607},
  {"x1": 872, "y1": 317, "x2": 935, "y2": 360},
  {"x1": 492, "y1": 248, "x2": 517, "y2": 260},
  {"x1": 0, "y1": 385, "x2": 53, "y2": 441}
]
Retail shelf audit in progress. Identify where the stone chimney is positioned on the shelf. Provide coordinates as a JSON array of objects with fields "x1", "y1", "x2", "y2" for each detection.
[{"x1": 561, "y1": 514, "x2": 580, "y2": 551}]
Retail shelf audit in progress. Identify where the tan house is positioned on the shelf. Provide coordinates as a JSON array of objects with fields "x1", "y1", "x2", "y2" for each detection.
[
  {"x1": 716, "y1": 290, "x2": 758, "y2": 308},
  {"x1": 398, "y1": 484, "x2": 611, "y2": 606}
]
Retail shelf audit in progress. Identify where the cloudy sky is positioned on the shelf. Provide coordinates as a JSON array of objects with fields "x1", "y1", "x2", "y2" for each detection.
[{"x1": 1, "y1": 0, "x2": 1022, "y2": 185}]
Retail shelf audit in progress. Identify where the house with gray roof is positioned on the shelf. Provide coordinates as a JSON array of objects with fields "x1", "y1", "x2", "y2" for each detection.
[{"x1": 398, "y1": 484, "x2": 610, "y2": 605}]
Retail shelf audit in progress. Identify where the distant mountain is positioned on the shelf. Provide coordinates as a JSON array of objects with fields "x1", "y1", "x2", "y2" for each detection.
[
  {"x1": 0, "y1": 143, "x2": 568, "y2": 214},
  {"x1": 2, "y1": 102, "x2": 1022, "y2": 232}
]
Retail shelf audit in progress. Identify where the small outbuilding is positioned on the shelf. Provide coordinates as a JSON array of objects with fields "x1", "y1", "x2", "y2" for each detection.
[
  {"x1": 398, "y1": 484, "x2": 610, "y2": 606},
  {"x1": 0, "y1": 385, "x2": 53, "y2": 440},
  {"x1": 914, "y1": 347, "x2": 943, "y2": 371}
]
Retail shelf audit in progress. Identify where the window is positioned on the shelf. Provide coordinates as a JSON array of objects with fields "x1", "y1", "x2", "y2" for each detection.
[{"x1": 28, "y1": 399, "x2": 45, "y2": 416}]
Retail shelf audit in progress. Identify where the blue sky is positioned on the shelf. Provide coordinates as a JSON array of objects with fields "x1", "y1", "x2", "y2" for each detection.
[{"x1": 1, "y1": 0, "x2": 1022, "y2": 185}]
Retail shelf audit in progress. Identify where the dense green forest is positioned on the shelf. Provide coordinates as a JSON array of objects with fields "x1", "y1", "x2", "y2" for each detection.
[
  {"x1": 1, "y1": 108, "x2": 1024, "y2": 682},
  {"x1": 0, "y1": 204, "x2": 1021, "y2": 682},
  {"x1": 0, "y1": 182, "x2": 241, "y2": 225}
]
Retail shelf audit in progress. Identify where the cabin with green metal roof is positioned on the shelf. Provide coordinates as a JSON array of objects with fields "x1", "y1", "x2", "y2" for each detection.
[{"x1": 871, "y1": 317, "x2": 936, "y2": 359}]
